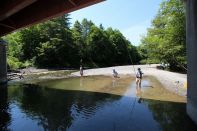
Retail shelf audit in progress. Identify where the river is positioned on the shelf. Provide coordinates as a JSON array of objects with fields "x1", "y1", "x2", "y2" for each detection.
[{"x1": 0, "y1": 76, "x2": 196, "y2": 131}]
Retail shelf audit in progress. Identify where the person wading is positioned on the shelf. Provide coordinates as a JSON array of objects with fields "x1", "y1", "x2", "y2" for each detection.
[
  {"x1": 136, "y1": 68, "x2": 143, "y2": 88},
  {"x1": 113, "y1": 69, "x2": 119, "y2": 78}
]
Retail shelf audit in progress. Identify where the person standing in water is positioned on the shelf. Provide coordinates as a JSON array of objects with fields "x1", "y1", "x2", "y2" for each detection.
[
  {"x1": 113, "y1": 69, "x2": 119, "y2": 78},
  {"x1": 80, "y1": 65, "x2": 83, "y2": 77},
  {"x1": 136, "y1": 68, "x2": 143, "y2": 88}
]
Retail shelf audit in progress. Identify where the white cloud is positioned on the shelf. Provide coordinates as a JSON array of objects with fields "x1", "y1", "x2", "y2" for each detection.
[{"x1": 121, "y1": 20, "x2": 151, "y2": 46}]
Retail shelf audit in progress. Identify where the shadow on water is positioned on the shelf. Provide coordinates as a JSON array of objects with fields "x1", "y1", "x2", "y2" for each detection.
[{"x1": 0, "y1": 82, "x2": 197, "y2": 131}]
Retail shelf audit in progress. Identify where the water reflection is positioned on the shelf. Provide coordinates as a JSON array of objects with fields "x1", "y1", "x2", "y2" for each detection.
[
  {"x1": 0, "y1": 77, "x2": 196, "y2": 130},
  {"x1": 80, "y1": 77, "x2": 83, "y2": 87},
  {"x1": 136, "y1": 85, "x2": 142, "y2": 96},
  {"x1": 0, "y1": 84, "x2": 11, "y2": 131},
  {"x1": 145, "y1": 100, "x2": 194, "y2": 131},
  {"x1": 8, "y1": 84, "x2": 121, "y2": 130}
]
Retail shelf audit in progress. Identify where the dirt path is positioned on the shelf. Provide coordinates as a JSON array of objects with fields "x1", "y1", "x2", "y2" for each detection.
[{"x1": 72, "y1": 64, "x2": 187, "y2": 97}]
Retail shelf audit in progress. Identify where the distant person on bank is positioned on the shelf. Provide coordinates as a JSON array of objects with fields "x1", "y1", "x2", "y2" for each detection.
[{"x1": 80, "y1": 65, "x2": 83, "y2": 77}]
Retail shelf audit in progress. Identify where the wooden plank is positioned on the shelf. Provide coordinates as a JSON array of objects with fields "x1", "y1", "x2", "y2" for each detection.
[
  {"x1": 0, "y1": 0, "x2": 37, "y2": 21},
  {"x1": 0, "y1": 0, "x2": 104, "y2": 36},
  {"x1": 68, "y1": 0, "x2": 77, "y2": 7}
]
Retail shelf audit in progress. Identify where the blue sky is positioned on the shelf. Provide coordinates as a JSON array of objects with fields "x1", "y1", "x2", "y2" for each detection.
[{"x1": 70, "y1": 0, "x2": 163, "y2": 46}]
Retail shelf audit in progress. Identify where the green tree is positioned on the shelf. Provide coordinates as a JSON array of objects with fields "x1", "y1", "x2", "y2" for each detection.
[
  {"x1": 72, "y1": 21, "x2": 84, "y2": 63},
  {"x1": 3, "y1": 32, "x2": 28, "y2": 69},
  {"x1": 20, "y1": 25, "x2": 41, "y2": 61},
  {"x1": 35, "y1": 15, "x2": 79, "y2": 68},
  {"x1": 106, "y1": 28, "x2": 140, "y2": 65},
  {"x1": 140, "y1": 0, "x2": 186, "y2": 71},
  {"x1": 86, "y1": 26, "x2": 112, "y2": 67},
  {"x1": 3, "y1": 15, "x2": 141, "y2": 69}
]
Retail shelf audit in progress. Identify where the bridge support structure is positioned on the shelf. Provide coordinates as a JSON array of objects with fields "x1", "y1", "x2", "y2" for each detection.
[
  {"x1": 186, "y1": 0, "x2": 197, "y2": 124},
  {"x1": 0, "y1": 40, "x2": 7, "y2": 84}
]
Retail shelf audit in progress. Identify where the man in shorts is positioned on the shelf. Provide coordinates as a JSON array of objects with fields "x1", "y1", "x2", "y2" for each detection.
[{"x1": 136, "y1": 68, "x2": 143, "y2": 88}]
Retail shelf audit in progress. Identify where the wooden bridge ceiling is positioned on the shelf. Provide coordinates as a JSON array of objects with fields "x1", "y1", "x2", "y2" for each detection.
[{"x1": 0, "y1": 0, "x2": 104, "y2": 36}]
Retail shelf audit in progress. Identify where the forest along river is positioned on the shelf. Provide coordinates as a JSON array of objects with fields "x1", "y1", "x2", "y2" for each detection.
[{"x1": 0, "y1": 76, "x2": 196, "y2": 131}]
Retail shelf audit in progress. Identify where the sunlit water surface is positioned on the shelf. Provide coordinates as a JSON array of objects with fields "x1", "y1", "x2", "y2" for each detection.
[{"x1": 0, "y1": 76, "x2": 196, "y2": 131}]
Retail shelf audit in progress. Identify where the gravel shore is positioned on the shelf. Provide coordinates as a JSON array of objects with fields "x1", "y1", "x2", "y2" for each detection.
[
  {"x1": 13, "y1": 65, "x2": 187, "y2": 97},
  {"x1": 72, "y1": 64, "x2": 187, "y2": 97}
]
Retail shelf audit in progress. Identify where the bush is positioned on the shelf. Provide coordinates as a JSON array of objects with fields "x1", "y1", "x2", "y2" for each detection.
[{"x1": 7, "y1": 56, "x2": 33, "y2": 70}]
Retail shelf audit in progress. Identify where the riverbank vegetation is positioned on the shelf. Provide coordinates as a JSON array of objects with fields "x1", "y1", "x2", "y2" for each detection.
[
  {"x1": 3, "y1": 15, "x2": 140, "y2": 69},
  {"x1": 138, "y1": 0, "x2": 186, "y2": 72}
]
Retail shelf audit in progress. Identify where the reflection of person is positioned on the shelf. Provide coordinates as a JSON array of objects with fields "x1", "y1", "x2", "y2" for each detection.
[
  {"x1": 136, "y1": 68, "x2": 143, "y2": 88},
  {"x1": 80, "y1": 65, "x2": 83, "y2": 77},
  {"x1": 113, "y1": 69, "x2": 119, "y2": 78},
  {"x1": 80, "y1": 77, "x2": 83, "y2": 87},
  {"x1": 112, "y1": 79, "x2": 118, "y2": 87},
  {"x1": 136, "y1": 86, "x2": 143, "y2": 103},
  {"x1": 138, "y1": 97, "x2": 143, "y2": 103},
  {"x1": 136, "y1": 85, "x2": 141, "y2": 94},
  {"x1": 136, "y1": 83, "x2": 142, "y2": 96}
]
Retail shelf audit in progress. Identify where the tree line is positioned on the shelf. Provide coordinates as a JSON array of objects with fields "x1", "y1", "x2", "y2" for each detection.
[
  {"x1": 3, "y1": 15, "x2": 140, "y2": 69},
  {"x1": 138, "y1": 0, "x2": 186, "y2": 71}
]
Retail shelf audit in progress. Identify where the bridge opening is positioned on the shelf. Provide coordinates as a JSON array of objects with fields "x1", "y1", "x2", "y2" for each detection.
[{"x1": 0, "y1": 0, "x2": 197, "y2": 127}]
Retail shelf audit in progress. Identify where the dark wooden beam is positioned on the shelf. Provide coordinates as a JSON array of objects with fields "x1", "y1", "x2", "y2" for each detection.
[
  {"x1": 0, "y1": 0, "x2": 37, "y2": 21},
  {"x1": 0, "y1": 0, "x2": 104, "y2": 36},
  {"x1": 68, "y1": 0, "x2": 77, "y2": 7},
  {"x1": 0, "y1": 23, "x2": 15, "y2": 29}
]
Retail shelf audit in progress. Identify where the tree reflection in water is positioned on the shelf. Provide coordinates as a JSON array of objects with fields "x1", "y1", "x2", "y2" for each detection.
[
  {"x1": 0, "y1": 82, "x2": 196, "y2": 131},
  {"x1": 144, "y1": 99, "x2": 196, "y2": 131},
  {"x1": 8, "y1": 84, "x2": 121, "y2": 130},
  {"x1": 0, "y1": 84, "x2": 11, "y2": 131}
]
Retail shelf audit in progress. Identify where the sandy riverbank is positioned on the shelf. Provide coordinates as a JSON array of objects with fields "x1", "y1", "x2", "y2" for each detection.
[
  {"x1": 72, "y1": 64, "x2": 187, "y2": 97},
  {"x1": 12, "y1": 65, "x2": 187, "y2": 97}
]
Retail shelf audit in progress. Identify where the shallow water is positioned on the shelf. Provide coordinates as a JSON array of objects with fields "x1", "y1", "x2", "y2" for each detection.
[{"x1": 0, "y1": 76, "x2": 196, "y2": 131}]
